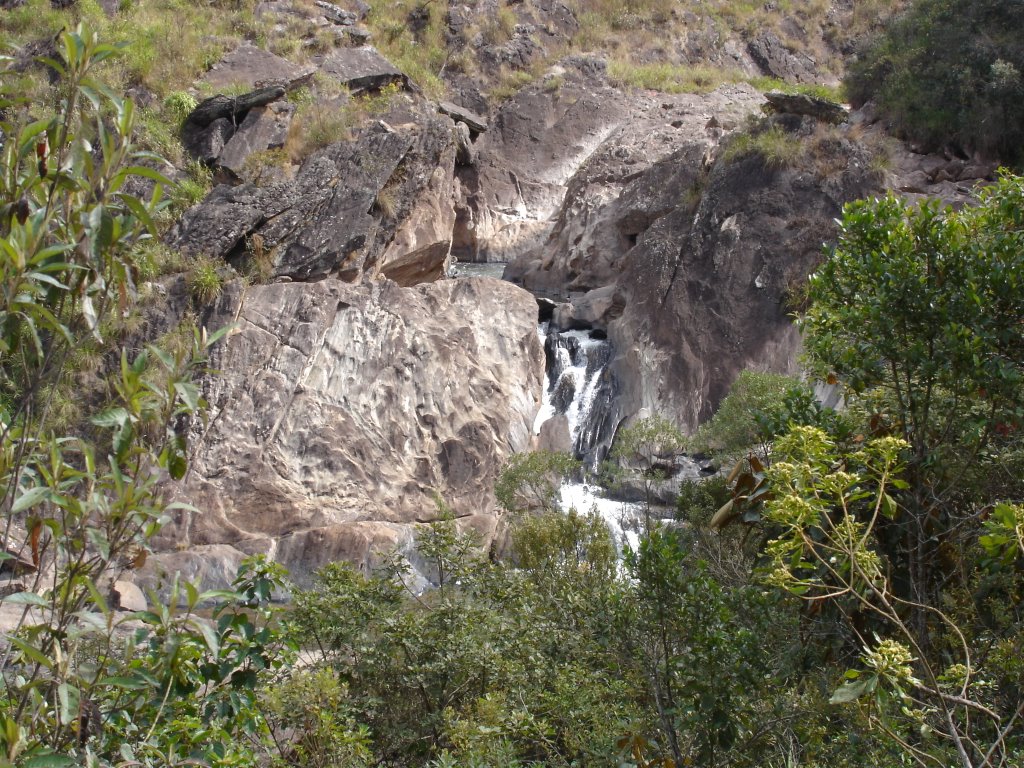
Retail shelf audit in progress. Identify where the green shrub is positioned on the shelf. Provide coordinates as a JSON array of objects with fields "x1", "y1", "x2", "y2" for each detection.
[
  {"x1": 845, "y1": 0, "x2": 1024, "y2": 163},
  {"x1": 162, "y1": 90, "x2": 198, "y2": 124},
  {"x1": 131, "y1": 240, "x2": 186, "y2": 280},
  {"x1": 691, "y1": 370, "x2": 804, "y2": 458}
]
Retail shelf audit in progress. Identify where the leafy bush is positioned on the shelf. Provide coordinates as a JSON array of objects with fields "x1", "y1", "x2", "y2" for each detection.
[
  {"x1": 0, "y1": 26, "x2": 292, "y2": 767},
  {"x1": 845, "y1": 0, "x2": 1024, "y2": 163},
  {"x1": 692, "y1": 370, "x2": 805, "y2": 458}
]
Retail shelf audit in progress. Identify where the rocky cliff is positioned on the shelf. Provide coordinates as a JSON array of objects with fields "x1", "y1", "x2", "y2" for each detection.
[
  {"x1": 115, "y1": 0, "x2": 993, "y2": 588},
  {"x1": 142, "y1": 276, "x2": 542, "y2": 589}
]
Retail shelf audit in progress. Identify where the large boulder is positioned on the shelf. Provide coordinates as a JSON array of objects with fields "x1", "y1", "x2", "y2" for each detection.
[
  {"x1": 198, "y1": 43, "x2": 311, "y2": 91},
  {"x1": 318, "y1": 47, "x2": 407, "y2": 92},
  {"x1": 201, "y1": 43, "x2": 315, "y2": 91},
  {"x1": 152, "y1": 276, "x2": 544, "y2": 588}
]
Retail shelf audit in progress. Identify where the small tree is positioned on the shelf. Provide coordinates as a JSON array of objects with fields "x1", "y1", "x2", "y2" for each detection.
[
  {"x1": 612, "y1": 415, "x2": 685, "y2": 529},
  {"x1": 0, "y1": 26, "x2": 290, "y2": 766},
  {"x1": 763, "y1": 426, "x2": 1022, "y2": 768},
  {"x1": 801, "y1": 177, "x2": 1024, "y2": 641}
]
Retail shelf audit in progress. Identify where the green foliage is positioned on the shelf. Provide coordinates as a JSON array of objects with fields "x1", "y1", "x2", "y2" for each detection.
[
  {"x1": 722, "y1": 124, "x2": 805, "y2": 169},
  {"x1": 287, "y1": 511, "x2": 643, "y2": 767},
  {"x1": 762, "y1": 427, "x2": 1021, "y2": 768},
  {"x1": 186, "y1": 255, "x2": 225, "y2": 304},
  {"x1": 749, "y1": 77, "x2": 845, "y2": 102},
  {"x1": 845, "y1": 0, "x2": 1024, "y2": 163},
  {"x1": 803, "y1": 177, "x2": 1024, "y2": 490},
  {"x1": 612, "y1": 415, "x2": 685, "y2": 471},
  {"x1": 621, "y1": 531, "x2": 772, "y2": 766},
  {"x1": 162, "y1": 90, "x2": 198, "y2": 125},
  {"x1": 169, "y1": 159, "x2": 213, "y2": 213},
  {"x1": 494, "y1": 450, "x2": 580, "y2": 514},
  {"x1": 692, "y1": 370, "x2": 805, "y2": 458},
  {"x1": 0, "y1": 26, "x2": 296, "y2": 767},
  {"x1": 261, "y1": 668, "x2": 372, "y2": 768}
]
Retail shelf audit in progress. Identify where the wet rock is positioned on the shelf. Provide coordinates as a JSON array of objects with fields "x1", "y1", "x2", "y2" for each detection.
[
  {"x1": 551, "y1": 374, "x2": 576, "y2": 413},
  {"x1": 536, "y1": 414, "x2": 572, "y2": 453}
]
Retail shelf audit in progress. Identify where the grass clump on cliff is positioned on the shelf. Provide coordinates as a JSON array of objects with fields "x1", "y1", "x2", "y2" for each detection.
[
  {"x1": 722, "y1": 124, "x2": 804, "y2": 169},
  {"x1": 608, "y1": 60, "x2": 745, "y2": 94},
  {"x1": 846, "y1": 0, "x2": 1024, "y2": 163},
  {"x1": 364, "y1": 0, "x2": 449, "y2": 97}
]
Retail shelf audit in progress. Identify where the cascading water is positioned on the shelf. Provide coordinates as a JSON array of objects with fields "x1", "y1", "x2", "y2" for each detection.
[
  {"x1": 533, "y1": 323, "x2": 618, "y2": 467},
  {"x1": 452, "y1": 264, "x2": 640, "y2": 550},
  {"x1": 532, "y1": 323, "x2": 641, "y2": 551}
]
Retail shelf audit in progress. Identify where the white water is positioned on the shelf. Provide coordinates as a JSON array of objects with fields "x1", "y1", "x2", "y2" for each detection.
[
  {"x1": 558, "y1": 481, "x2": 641, "y2": 554},
  {"x1": 532, "y1": 324, "x2": 613, "y2": 460}
]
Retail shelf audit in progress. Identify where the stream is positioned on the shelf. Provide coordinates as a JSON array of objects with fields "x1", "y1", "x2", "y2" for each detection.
[{"x1": 453, "y1": 261, "x2": 642, "y2": 550}]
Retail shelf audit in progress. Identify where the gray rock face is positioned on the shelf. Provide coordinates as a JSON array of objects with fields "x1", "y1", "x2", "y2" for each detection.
[
  {"x1": 154, "y1": 277, "x2": 543, "y2": 587},
  {"x1": 182, "y1": 86, "x2": 297, "y2": 180},
  {"x1": 318, "y1": 47, "x2": 406, "y2": 92},
  {"x1": 218, "y1": 101, "x2": 294, "y2": 180},
  {"x1": 169, "y1": 115, "x2": 458, "y2": 286},
  {"x1": 607, "y1": 132, "x2": 880, "y2": 432},
  {"x1": 202, "y1": 43, "x2": 315, "y2": 91},
  {"x1": 747, "y1": 32, "x2": 819, "y2": 84},
  {"x1": 504, "y1": 83, "x2": 765, "y2": 294},
  {"x1": 453, "y1": 72, "x2": 632, "y2": 263},
  {"x1": 439, "y1": 101, "x2": 488, "y2": 134}
]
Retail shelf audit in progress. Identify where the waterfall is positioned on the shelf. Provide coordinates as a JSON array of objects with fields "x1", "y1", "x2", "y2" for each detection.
[{"x1": 533, "y1": 323, "x2": 618, "y2": 467}]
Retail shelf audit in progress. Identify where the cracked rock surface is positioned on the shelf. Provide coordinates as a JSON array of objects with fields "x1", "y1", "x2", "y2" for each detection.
[{"x1": 145, "y1": 276, "x2": 543, "y2": 589}]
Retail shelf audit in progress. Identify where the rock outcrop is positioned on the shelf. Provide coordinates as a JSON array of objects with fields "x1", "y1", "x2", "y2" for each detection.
[
  {"x1": 606, "y1": 122, "x2": 880, "y2": 432},
  {"x1": 169, "y1": 111, "x2": 458, "y2": 286},
  {"x1": 452, "y1": 63, "x2": 632, "y2": 264},
  {"x1": 504, "y1": 83, "x2": 766, "y2": 294},
  {"x1": 145, "y1": 276, "x2": 543, "y2": 588}
]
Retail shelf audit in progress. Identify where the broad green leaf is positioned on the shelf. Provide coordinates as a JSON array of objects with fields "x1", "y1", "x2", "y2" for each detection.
[
  {"x1": 12, "y1": 486, "x2": 50, "y2": 512},
  {"x1": 829, "y1": 673, "x2": 877, "y2": 704},
  {"x1": 23, "y1": 754, "x2": 77, "y2": 768},
  {"x1": 1, "y1": 592, "x2": 48, "y2": 607}
]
